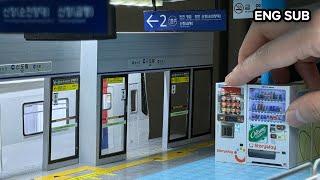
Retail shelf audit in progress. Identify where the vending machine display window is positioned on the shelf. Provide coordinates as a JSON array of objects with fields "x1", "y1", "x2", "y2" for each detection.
[
  {"x1": 248, "y1": 88, "x2": 286, "y2": 123},
  {"x1": 217, "y1": 86, "x2": 244, "y2": 123}
]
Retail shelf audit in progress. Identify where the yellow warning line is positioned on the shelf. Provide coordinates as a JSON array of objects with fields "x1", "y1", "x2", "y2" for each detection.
[{"x1": 36, "y1": 141, "x2": 214, "y2": 180}]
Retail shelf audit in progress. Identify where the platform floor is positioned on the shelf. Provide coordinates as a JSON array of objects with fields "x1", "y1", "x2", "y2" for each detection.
[
  {"x1": 6, "y1": 141, "x2": 317, "y2": 180},
  {"x1": 127, "y1": 137, "x2": 162, "y2": 159}
]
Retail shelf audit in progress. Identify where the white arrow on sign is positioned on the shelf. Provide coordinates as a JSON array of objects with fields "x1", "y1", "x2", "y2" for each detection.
[{"x1": 147, "y1": 14, "x2": 159, "y2": 28}]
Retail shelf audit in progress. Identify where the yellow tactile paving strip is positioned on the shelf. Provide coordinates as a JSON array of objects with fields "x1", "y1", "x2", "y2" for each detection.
[{"x1": 35, "y1": 141, "x2": 214, "y2": 180}]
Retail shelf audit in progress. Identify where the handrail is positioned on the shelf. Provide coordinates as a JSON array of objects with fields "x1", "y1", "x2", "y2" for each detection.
[
  {"x1": 51, "y1": 116, "x2": 77, "y2": 123},
  {"x1": 306, "y1": 174, "x2": 320, "y2": 180},
  {"x1": 306, "y1": 158, "x2": 320, "y2": 180},
  {"x1": 268, "y1": 162, "x2": 313, "y2": 180},
  {"x1": 313, "y1": 158, "x2": 320, "y2": 175}
]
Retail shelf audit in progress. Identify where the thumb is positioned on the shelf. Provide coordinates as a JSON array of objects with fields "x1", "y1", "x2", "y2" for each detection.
[{"x1": 286, "y1": 91, "x2": 320, "y2": 127}]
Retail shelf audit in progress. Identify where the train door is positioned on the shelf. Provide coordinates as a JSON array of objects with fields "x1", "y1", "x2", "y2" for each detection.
[
  {"x1": 168, "y1": 70, "x2": 191, "y2": 146},
  {"x1": 99, "y1": 75, "x2": 127, "y2": 162},
  {"x1": 127, "y1": 75, "x2": 141, "y2": 152},
  {"x1": 43, "y1": 75, "x2": 80, "y2": 170},
  {"x1": 191, "y1": 68, "x2": 213, "y2": 138},
  {"x1": 127, "y1": 73, "x2": 162, "y2": 159},
  {"x1": 0, "y1": 78, "x2": 44, "y2": 178}
]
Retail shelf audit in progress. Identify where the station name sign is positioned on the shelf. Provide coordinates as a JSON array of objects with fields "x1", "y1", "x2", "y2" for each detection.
[
  {"x1": 144, "y1": 10, "x2": 226, "y2": 32},
  {"x1": 0, "y1": 0, "x2": 108, "y2": 33}
]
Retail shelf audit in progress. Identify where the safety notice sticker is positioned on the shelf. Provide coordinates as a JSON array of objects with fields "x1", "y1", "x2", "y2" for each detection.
[
  {"x1": 53, "y1": 77, "x2": 79, "y2": 92},
  {"x1": 233, "y1": 0, "x2": 262, "y2": 19}
]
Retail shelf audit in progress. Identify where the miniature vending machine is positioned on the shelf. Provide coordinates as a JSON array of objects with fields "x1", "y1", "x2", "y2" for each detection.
[
  {"x1": 246, "y1": 84, "x2": 305, "y2": 169},
  {"x1": 215, "y1": 82, "x2": 320, "y2": 169},
  {"x1": 215, "y1": 83, "x2": 247, "y2": 164}
]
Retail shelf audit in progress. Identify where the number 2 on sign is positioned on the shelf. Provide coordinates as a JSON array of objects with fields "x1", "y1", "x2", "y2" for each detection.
[{"x1": 160, "y1": 15, "x2": 167, "y2": 27}]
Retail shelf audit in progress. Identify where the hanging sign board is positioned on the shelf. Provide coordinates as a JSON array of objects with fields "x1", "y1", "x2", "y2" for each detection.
[
  {"x1": 261, "y1": 0, "x2": 286, "y2": 9},
  {"x1": 0, "y1": 0, "x2": 108, "y2": 33},
  {"x1": 144, "y1": 10, "x2": 226, "y2": 32}
]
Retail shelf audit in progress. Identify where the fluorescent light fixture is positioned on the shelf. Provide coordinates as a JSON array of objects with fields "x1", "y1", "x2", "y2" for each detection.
[
  {"x1": 0, "y1": 78, "x2": 44, "y2": 85},
  {"x1": 110, "y1": 0, "x2": 163, "y2": 7}
]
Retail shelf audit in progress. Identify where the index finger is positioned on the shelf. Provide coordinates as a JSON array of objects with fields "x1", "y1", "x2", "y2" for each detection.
[
  {"x1": 239, "y1": 22, "x2": 293, "y2": 64},
  {"x1": 226, "y1": 23, "x2": 320, "y2": 86}
]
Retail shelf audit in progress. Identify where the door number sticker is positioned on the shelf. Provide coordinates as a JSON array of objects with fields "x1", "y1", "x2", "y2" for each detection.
[{"x1": 0, "y1": 61, "x2": 52, "y2": 75}]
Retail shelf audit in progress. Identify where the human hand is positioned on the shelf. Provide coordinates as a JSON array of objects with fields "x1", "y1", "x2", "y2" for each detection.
[{"x1": 225, "y1": 10, "x2": 320, "y2": 127}]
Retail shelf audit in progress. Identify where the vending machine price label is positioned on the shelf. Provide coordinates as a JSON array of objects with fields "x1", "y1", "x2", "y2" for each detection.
[
  {"x1": 0, "y1": 61, "x2": 52, "y2": 75},
  {"x1": 0, "y1": 0, "x2": 108, "y2": 33},
  {"x1": 144, "y1": 10, "x2": 226, "y2": 32}
]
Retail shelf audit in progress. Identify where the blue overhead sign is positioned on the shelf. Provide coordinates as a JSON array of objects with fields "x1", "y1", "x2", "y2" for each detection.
[
  {"x1": 144, "y1": 10, "x2": 226, "y2": 32},
  {"x1": 0, "y1": 0, "x2": 108, "y2": 33},
  {"x1": 262, "y1": 0, "x2": 286, "y2": 9}
]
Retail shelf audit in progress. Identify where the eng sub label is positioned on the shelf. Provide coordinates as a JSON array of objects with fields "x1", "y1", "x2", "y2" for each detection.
[{"x1": 253, "y1": 9, "x2": 311, "y2": 22}]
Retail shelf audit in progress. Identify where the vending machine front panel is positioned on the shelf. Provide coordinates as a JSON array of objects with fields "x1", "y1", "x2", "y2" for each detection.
[
  {"x1": 215, "y1": 83, "x2": 247, "y2": 164},
  {"x1": 247, "y1": 85, "x2": 291, "y2": 168}
]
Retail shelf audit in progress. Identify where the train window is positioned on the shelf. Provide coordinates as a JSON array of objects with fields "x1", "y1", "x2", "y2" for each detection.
[
  {"x1": 103, "y1": 93, "x2": 112, "y2": 110},
  {"x1": 131, "y1": 90, "x2": 137, "y2": 113},
  {"x1": 23, "y1": 99, "x2": 69, "y2": 136},
  {"x1": 23, "y1": 101, "x2": 43, "y2": 136}
]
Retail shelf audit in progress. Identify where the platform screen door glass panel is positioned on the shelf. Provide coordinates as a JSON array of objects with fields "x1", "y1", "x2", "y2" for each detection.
[
  {"x1": 169, "y1": 70, "x2": 190, "y2": 142},
  {"x1": 100, "y1": 75, "x2": 127, "y2": 158},
  {"x1": 49, "y1": 76, "x2": 79, "y2": 163},
  {"x1": 192, "y1": 68, "x2": 212, "y2": 137}
]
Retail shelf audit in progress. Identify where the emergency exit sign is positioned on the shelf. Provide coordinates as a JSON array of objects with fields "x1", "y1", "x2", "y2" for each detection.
[{"x1": 0, "y1": 0, "x2": 108, "y2": 33}]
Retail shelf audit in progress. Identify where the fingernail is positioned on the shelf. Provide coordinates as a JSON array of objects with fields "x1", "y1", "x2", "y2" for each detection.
[
  {"x1": 225, "y1": 73, "x2": 232, "y2": 85},
  {"x1": 286, "y1": 109, "x2": 306, "y2": 127}
]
